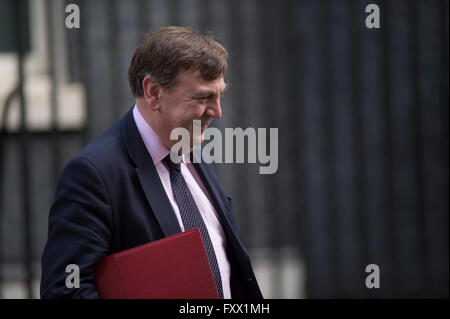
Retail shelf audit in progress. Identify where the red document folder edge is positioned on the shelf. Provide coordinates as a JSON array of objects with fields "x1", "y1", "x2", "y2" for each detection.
[{"x1": 93, "y1": 228, "x2": 219, "y2": 299}]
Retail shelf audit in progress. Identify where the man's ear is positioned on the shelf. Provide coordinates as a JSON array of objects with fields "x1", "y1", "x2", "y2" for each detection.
[{"x1": 142, "y1": 75, "x2": 161, "y2": 110}]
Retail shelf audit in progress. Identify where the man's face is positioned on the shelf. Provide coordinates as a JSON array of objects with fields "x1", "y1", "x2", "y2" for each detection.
[{"x1": 158, "y1": 68, "x2": 226, "y2": 149}]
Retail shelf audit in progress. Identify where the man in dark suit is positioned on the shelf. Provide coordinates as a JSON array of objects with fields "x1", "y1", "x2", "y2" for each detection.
[{"x1": 40, "y1": 26, "x2": 263, "y2": 299}]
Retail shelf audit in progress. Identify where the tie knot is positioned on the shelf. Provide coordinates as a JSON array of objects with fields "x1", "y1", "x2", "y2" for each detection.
[{"x1": 163, "y1": 154, "x2": 181, "y2": 172}]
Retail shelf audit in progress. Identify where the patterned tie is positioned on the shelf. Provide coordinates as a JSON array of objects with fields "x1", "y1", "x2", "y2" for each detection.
[{"x1": 163, "y1": 154, "x2": 224, "y2": 299}]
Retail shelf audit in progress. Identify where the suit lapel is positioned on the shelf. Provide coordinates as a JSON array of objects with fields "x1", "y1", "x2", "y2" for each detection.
[
  {"x1": 194, "y1": 160, "x2": 251, "y2": 262},
  {"x1": 121, "y1": 108, "x2": 181, "y2": 237},
  {"x1": 193, "y1": 158, "x2": 239, "y2": 241}
]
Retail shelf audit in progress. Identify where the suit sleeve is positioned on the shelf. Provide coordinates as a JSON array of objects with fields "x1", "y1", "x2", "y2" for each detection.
[{"x1": 40, "y1": 155, "x2": 112, "y2": 298}]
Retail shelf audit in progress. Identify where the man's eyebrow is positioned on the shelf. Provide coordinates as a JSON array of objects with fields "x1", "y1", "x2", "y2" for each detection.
[{"x1": 192, "y1": 84, "x2": 228, "y2": 97}]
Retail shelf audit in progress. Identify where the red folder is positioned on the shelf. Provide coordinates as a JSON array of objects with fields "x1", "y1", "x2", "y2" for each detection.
[{"x1": 93, "y1": 228, "x2": 219, "y2": 299}]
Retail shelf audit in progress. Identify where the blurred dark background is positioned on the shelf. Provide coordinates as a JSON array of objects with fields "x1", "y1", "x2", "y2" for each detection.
[{"x1": 0, "y1": 0, "x2": 448, "y2": 298}]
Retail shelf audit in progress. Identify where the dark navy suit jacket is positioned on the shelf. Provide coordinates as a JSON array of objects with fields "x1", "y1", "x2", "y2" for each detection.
[{"x1": 40, "y1": 107, "x2": 263, "y2": 299}]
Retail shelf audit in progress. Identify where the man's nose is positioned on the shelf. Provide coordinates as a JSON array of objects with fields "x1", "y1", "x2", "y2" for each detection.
[{"x1": 206, "y1": 98, "x2": 222, "y2": 118}]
